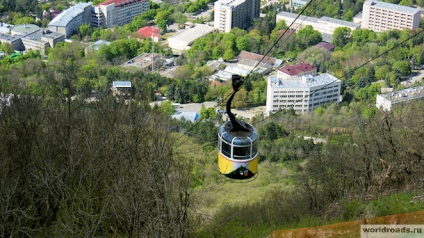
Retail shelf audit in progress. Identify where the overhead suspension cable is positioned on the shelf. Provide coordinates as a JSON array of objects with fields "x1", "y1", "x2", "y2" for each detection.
[
  {"x1": 254, "y1": 28, "x2": 424, "y2": 126},
  {"x1": 173, "y1": 0, "x2": 319, "y2": 143}
]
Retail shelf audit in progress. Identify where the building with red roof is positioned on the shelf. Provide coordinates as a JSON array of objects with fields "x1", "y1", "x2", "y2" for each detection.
[
  {"x1": 136, "y1": 26, "x2": 160, "y2": 42},
  {"x1": 316, "y1": 42, "x2": 335, "y2": 51},
  {"x1": 92, "y1": 0, "x2": 150, "y2": 28},
  {"x1": 277, "y1": 62, "x2": 316, "y2": 79}
]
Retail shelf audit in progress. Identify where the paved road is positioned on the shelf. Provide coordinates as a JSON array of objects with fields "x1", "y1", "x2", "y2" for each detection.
[
  {"x1": 159, "y1": 66, "x2": 178, "y2": 78},
  {"x1": 402, "y1": 70, "x2": 424, "y2": 87},
  {"x1": 176, "y1": 101, "x2": 217, "y2": 112},
  {"x1": 150, "y1": 101, "x2": 266, "y2": 119}
]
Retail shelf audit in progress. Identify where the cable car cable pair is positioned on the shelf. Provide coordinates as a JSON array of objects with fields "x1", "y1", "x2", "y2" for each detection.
[
  {"x1": 215, "y1": 29, "x2": 424, "y2": 180},
  {"x1": 175, "y1": 0, "x2": 424, "y2": 180}
]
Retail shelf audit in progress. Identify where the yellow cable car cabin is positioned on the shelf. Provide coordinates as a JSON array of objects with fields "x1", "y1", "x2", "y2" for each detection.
[
  {"x1": 218, "y1": 121, "x2": 259, "y2": 179},
  {"x1": 217, "y1": 75, "x2": 259, "y2": 179}
]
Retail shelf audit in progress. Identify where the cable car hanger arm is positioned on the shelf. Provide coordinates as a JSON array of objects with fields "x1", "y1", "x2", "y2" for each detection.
[{"x1": 226, "y1": 75, "x2": 249, "y2": 132}]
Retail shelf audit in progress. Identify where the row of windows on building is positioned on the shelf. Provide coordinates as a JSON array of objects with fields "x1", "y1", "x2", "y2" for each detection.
[
  {"x1": 369, "y1": 8, "x2": 411, "y2": 15},
  {"x1": 271, "y1": 99, "x2": 338, "y2": 109},
  {"x1": 369, "y1": 18, "x2": 413, "y2": 24},
  {"x1": 272, "y1": 89, "x2": 339, "y2": 96},
  {"x1": 272, "y1": 93, "x2": 338, "y2": 102},
  {"x1": 370, "y1": 14, "x2": 413, "y2": 20}
]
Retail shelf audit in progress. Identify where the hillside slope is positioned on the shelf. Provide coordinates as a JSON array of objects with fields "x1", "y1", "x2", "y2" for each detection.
[{"x1": 271, "y1": 210, "x2": 424, "y2": 238}]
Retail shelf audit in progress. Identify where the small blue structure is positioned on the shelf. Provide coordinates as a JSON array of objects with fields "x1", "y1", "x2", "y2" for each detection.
[
  {"x1": 172, "y1": 111, "x2": 199, "y2": 122},
  {"x1": 112, "y1": 81, "x2": 133, "y2": 96}
]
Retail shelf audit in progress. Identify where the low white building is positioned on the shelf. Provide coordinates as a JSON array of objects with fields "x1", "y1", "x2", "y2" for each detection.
[
  {"x1": 167, "y1": 24, "x2": 217, "y2": 55},
  {"x1": 290, "y1": 0, "x2": 307, "y2": 10},
  {"x1": 276, "y1": 11, "x2": 360, "y2": 40},
  {"x1": 376, "y1": 86, "x2": 424, "y2": 111},
  {"x1": 210, "y1": 66, "x2": 250, "y2": 81},
  {"x1": 266, "y1": 73, "x2": 341, "y2": 114},
  {"x1": 112, "y1": 81, "x2": 133, "y2": 96}
]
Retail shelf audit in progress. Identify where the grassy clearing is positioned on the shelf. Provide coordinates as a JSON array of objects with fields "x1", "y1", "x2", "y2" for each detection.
[{"x1": 194, "y1": 159, "x2": 299, "y2": 217}]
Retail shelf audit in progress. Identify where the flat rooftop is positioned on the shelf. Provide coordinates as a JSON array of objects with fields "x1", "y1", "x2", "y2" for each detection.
[
  {"x1": 169, "y1": 24, "x2": 216, "y2": 45},
  {"x1": 379, "y1": 86, "x2": 424, "y2": 103},
  {"x1": 269, "y1": 73, "x2": 340, "y2": 89},
  {"x1": 0, "y1": 33, "x2": 21, "y2": 41},
  {"x1": 42, "y1": 31, "x2": 65, "y2": 39},
  {"x1": 319, "y1": 16, "x2": 360, "y2": 28},
  {"x1": 216, "y1": 0, "x2": 247, "y2": 7},
  {"x1": 277, "y1": 11, "x2": 360, "y2": 28},
  {"x1": 12, "y1": 24, "x2": 39, "y2": 35},
  {"x1": 364, "y1": 0, "x2": 420, "y2": 14},
  {"x1": 277, "y1": 11, "x2": 319, "y2": 24}
]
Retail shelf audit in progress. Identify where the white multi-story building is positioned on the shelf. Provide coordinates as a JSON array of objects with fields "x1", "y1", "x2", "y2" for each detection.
[
  {"x1": 362, "y1": 0, "x2": 421, "y2": 32},
  {"x1": 266, "y1": 73, "x2": 341, "y2": 114},
  {"x1": 92, "y1": 0, "x2": 150, "y2": 28},
  {"x1": 276, "y1": 11, "x2": 360, "y2": 39},
  {"x1": 376, "y1": 86, "x2": 424, "y2": 111},
  {"x1": 290, "y1": 0, "x2": 307, "y2": 10},
  {"x1": 2, "y1": 24, "x2": 65, "y2": 54},
  {"x1": 48, "y1": 2, "x2": 92, "y2": 38},
  {"x1": 214, "y1": 0, "x2": 260, "y2": 33}
]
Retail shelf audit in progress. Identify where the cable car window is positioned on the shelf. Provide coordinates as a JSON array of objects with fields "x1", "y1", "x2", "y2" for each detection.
[
  {"x1": 252, "y1": 141, "x2": 258, "y2": 155},
  {"x1": 233, "y1": 146, "x2": 250, "y2": 160},
  {"x1": 221, "y1": 140, "x2": 231, "y2": 157}
]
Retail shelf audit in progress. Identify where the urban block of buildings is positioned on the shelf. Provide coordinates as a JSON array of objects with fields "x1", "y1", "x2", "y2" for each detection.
[
  {"x1": 376, "y1": 86, "x2": 424, "y2": 111},
  {"x1": 92, "y1": 0, "x2": 150, "y2": 28},
  {"x1": 266, "y1": 63, "x2": 341, "y2": 114},
  {"x1": 167, "y1": 24, "x2": 217, "y2": 55},
  {"x1": 276, "y1": 11, "x2": 361, "y2": 42},
  {"x1": 362, "y1": 0, "x2": 421, "y2": 32},
  {"x1": 48, "y1": 0, "x2": 150, "y2": 39},
  {"x1": 0, "y1": 24, "x2": 65, "y2": 55},
  {"x1": 214, "y1": 0, "x2": 260, "y2": 32}
]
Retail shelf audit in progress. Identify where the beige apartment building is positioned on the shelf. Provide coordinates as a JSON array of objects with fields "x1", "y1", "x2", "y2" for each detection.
[
  {"x1": 362, "y1": 0, "x2": 421, "y2": 32},
  {"x1": 214, "y1": 0, "x2": 260, "y2": 33},
  {"x1": 92, "y1": 0, "x2": 150, "y2": 28}
]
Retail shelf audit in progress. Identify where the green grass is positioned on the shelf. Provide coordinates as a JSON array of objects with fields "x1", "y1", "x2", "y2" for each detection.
[
  {"x1": 188, "y1": 144, "x2": 424, "y2": 237},
  {"x1": 194, "y1": 160, "x2": 298, "y2": 217}
]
